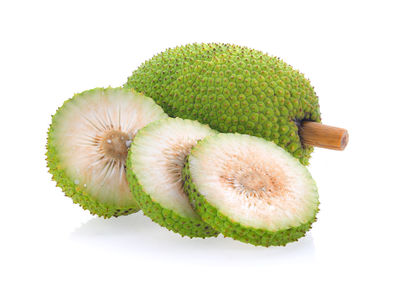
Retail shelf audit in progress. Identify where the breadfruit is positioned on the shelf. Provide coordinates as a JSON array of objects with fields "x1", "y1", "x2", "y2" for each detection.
[
  {"x1": 125, "y1": 43, "x2": 321, "y2": 165},
  {"x1": 182, "y1": 133, "x2": 319, "y2": 247},
  {"x1": 126, "y1": 118, "x2": 219, "y2": 238},
  {"x1": 46, "y1": 87, "x2": 167, "y2": 218}
]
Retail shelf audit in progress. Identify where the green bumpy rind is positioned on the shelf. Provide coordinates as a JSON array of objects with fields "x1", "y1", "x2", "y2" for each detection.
[
  {"x1": 46, "y1": 87, "x2": 141, "y2": 218},
  {"x1": 126, "y1": 152, "x2": 219, "y2": 238},
  {"x1": 125, "y1": 43, "x2": 321, "y2": 165},
  {"x1": 182, "y1": 160, "x2": 319, "y2": 247}
]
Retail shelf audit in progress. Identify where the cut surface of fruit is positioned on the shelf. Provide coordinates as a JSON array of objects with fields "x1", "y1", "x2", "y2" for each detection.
[
  {"x1": 183, "y1": 133, "x2": 319, "y2": 246},
  {"x1": 126, "y1": 118, "x2": 219, "y2": 237},
  {"x1": 46, "y1": 87, "x2": 167, "y2": 217}
]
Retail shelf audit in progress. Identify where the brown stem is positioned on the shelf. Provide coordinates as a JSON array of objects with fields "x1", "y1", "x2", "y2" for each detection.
[{"x1": 299, "y1": 121, "x2": 349, "y2": 150}]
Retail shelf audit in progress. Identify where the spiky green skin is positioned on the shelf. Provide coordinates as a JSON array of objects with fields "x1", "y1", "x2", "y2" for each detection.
[
  {"x1": 125, "y1": 43, "x2": 321, "y2": 165},
  {"x1": 182, "y1": 160, "x2": 319, "y2": 247},
  {"x1": 46, "y1": 88, "x2": 140, "y2": 218},
  {"x1": 126, "y1": 153, "x2": 219, "y2": 238}
]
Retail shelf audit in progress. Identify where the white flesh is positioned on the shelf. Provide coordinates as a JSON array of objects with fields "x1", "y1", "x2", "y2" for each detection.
[
  {"x1": 130, "y1": 118, "x2": 216, "y2": 218},
  {"x1": 52, "y1": 88, "x2": 167, "y2": 206},
  {"x1": 189, "y1": 134, "x2": 319, "y2": 231}
]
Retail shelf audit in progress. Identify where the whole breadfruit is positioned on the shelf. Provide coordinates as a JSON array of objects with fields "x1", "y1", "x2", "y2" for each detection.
[{"x1": 125, "y1": 43, "x2": 321, "y2": 165}]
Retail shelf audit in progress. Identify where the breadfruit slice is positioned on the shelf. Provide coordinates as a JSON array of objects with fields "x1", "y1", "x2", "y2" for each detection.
[
  {"x1": 46, "y1": 87, "x2": 167, "y2": 218},
  {"x1": 183, "y1": 133, "x2": 319, "y2": 246},
  {"x1": 126, "y1": 118, "x2": 219, "y2": 238}
]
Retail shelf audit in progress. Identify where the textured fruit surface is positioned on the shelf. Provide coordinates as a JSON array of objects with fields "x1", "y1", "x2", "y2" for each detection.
[
  {"x1": 183, "y1": 133, "x2": 319, "y2": 246},
  {"x1": 126, "y1": 118, "x2": 218, "y2": 237},
  {"x1": 46, "y1": 87, "x2": 167, "y2": 218},
  {"x1": 125, "y1": 43, "x2": 321, "y2": 165}
]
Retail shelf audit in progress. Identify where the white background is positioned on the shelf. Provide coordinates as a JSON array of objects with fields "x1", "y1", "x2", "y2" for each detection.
[{"x1": 1, "y1": 0, "x2": 399, "y2": 282}]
